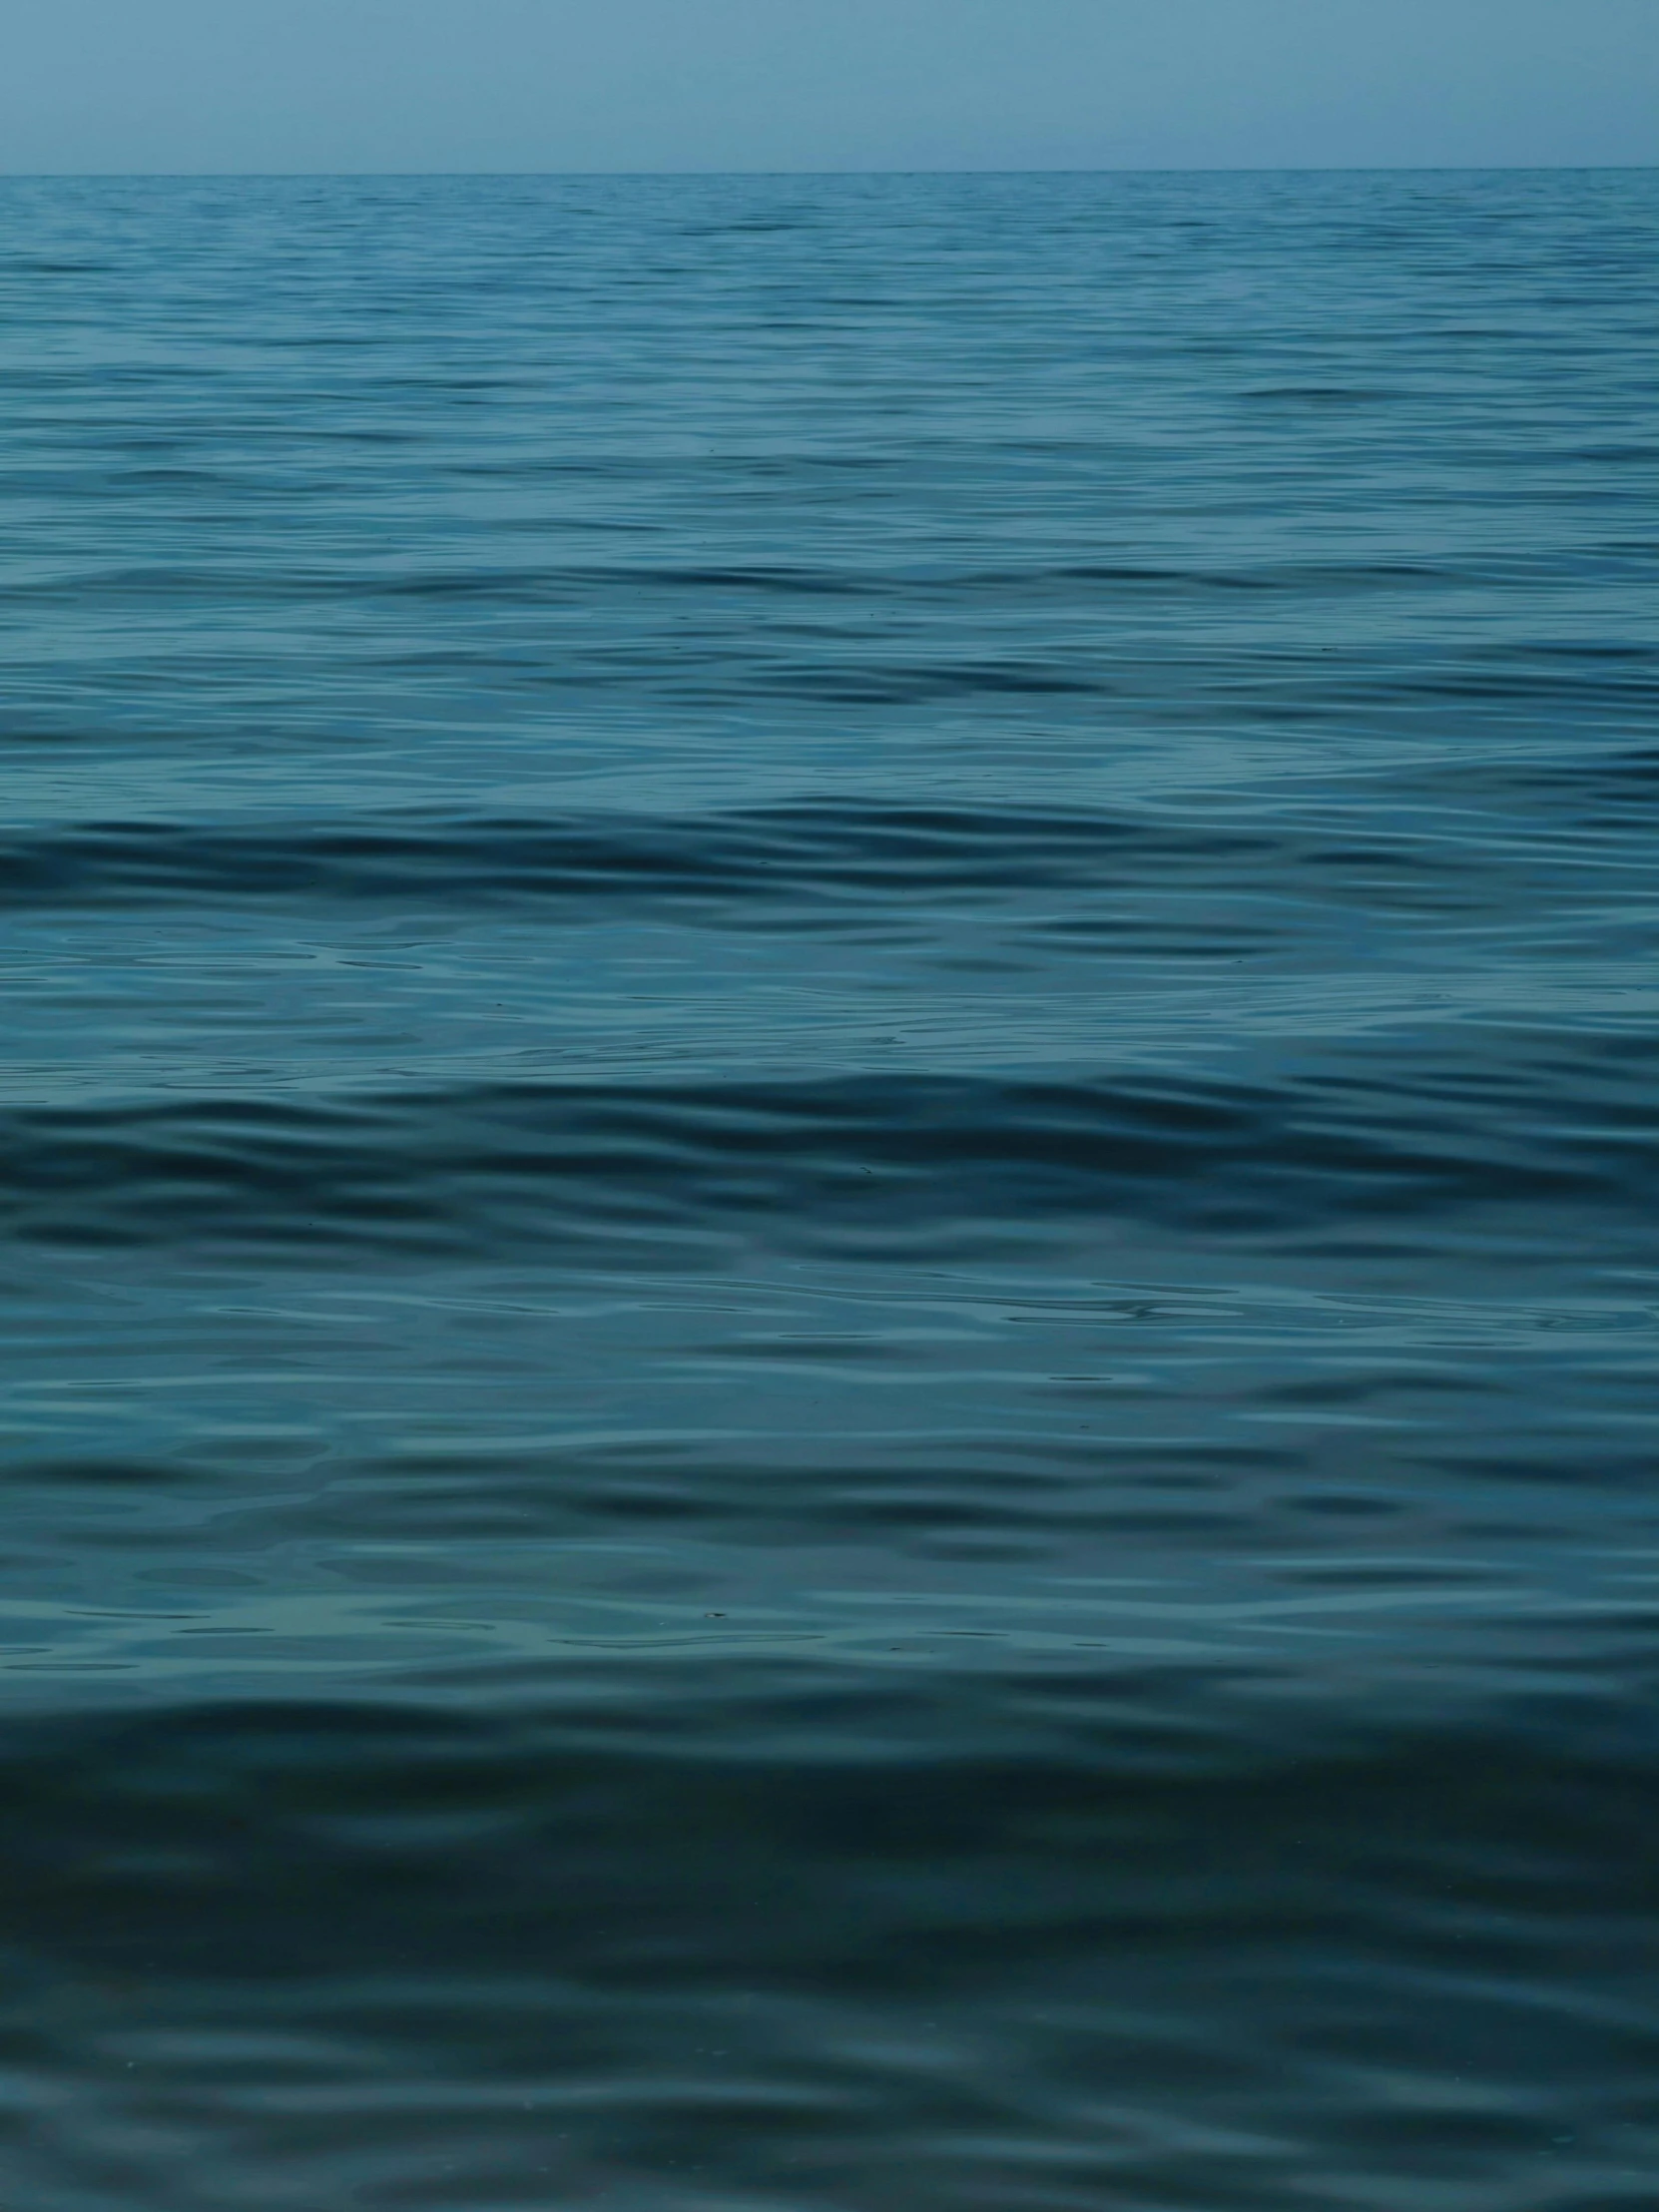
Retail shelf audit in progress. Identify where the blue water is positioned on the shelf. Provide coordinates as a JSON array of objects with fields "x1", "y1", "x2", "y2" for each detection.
[{"x1": 2, "y1": 169, "x2": 1657, "y2": 2209}]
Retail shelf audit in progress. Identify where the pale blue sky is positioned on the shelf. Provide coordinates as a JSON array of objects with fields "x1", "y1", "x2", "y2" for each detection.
[{"x1": 5, "y1": 0, "x2": 1656, "y2": 174}]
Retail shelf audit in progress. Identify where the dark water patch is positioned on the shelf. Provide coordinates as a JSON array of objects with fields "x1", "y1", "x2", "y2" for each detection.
[
  {"x1": 2, "y1": 1044, "x2": 1655, "y2": 1262},
  {"x1": 5, "y1": 1683, "x2": 1654, "y2": 1975},
  {"x1": 1419, "y1": 742, "x2": 1659, "y2": 824},
  {"x1": 0, "y1": 1678, "x2": 1653, "y2": 2205},
  {"x1": 18, "y1": 552, "x2": 1589, "y2": 608},
  {"x1": 1240, "y1": 383, "x2": 1402, "y2": 401},
  {"x1": 0, "y1": 803, "x2": 1236, "y2": 911},
  {"x1": 1, "y1": 798, "x2": 1542, "y2": 919}
]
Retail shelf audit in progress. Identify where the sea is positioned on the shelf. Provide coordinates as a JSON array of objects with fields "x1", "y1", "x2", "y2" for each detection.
[{"x1": 1, "y1": 169, "x2": 1656, "y2": 2210}]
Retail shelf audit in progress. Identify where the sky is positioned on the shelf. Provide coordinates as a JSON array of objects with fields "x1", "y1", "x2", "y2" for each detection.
[{"x1": 3, "y1": 0, "x2": 1656, "y2": 174}]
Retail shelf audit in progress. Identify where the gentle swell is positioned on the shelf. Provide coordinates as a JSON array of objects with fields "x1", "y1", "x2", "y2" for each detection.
[{"x1": 4, "y1": 1045, "x2": 1654, "y2": 1258}]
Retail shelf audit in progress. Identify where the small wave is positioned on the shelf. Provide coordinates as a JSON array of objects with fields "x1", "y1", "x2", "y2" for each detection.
[
  {"x1": 2, "y1": 1047, "x2": 1652, "y2": 1260},
  {"x1": 0, "y1": 803, "x2": 1258, "y2": 910}
]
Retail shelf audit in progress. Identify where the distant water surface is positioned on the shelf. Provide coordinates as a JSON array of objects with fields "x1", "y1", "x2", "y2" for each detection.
[{"x1": 1, "y1": 170, "x2": 1657, "y2": 2209}]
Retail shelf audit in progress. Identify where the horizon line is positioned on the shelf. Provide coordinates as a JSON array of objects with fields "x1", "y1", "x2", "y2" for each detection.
[{"x1": 3, "y1": 163, "x2": 1656, "y2": 181}]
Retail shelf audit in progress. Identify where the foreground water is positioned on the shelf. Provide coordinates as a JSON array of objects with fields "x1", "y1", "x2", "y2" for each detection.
[{"x1": 2, "y1": 169, "x2": 1657, "y2": 2208}]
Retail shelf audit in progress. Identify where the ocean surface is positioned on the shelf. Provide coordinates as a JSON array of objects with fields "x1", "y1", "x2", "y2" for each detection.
[{"x1": 1, "y1": 169, "x2": 1656, "y2": 2209}]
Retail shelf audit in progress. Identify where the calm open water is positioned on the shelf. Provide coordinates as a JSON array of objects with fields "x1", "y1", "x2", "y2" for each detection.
[{"x1": 2, "y1": 169, "x2": 1657, "y2": 2209}]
